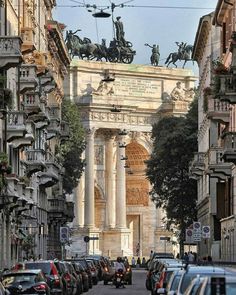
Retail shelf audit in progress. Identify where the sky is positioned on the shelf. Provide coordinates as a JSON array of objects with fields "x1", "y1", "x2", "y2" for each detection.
[{"x1": 54, "y1": 0, "x2": 217, "y2": 74}]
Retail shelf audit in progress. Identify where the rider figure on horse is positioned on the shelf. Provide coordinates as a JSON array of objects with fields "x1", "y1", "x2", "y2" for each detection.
[{"x1": 175, "y1": 42, "x2": 187, "y2": 59}]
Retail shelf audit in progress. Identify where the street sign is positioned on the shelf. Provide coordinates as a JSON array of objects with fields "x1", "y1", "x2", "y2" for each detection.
[
  {"x1": 193, "y1": 222, "x2": 201, "y2": 231},
  {"x1": 84, "y1": 236, "x2": 90, "y2": 243},
  {"x1": 89, "y1": 237, "x2": 99, "y2": 241},
  {"x1": 202, "y1": 226, "x2": 210, "y2": 239},
  {"x1": 185, "y1": 229, "x2": 194, "y2": 244},
  {"x1": 193, "y1": 233, "x2": 201, "y2": 242}
]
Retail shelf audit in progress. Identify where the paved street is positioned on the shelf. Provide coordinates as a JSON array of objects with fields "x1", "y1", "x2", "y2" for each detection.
[{"x1": 88, "y1": 269, "x2": 149, "y2": 295}]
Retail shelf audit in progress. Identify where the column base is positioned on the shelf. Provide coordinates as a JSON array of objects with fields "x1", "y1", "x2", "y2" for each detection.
[
  {"x1": 103, "y1": 227, "x2": 132, "y2": 259},
  {"x1": 66, "y1": 226, "x2": 101, "y2": 257}
]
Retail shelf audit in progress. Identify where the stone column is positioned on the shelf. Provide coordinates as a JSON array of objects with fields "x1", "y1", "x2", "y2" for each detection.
[
  {"x1": 84, "y1": 128, "x2": 96, "y2": 228},
  {"x1": 74, "y1": 172, "x2": 85, "y2": 228},
  {"x1": 116, "y1": 135, "x2": 127, "y2": 228},
  {"x1": 105, "y1": 134, "x2": 115, "y2": 228}
]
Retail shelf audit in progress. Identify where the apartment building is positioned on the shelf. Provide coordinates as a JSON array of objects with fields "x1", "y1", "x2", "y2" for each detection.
[
  {"x1": 0, "y1": 0, "x2": 72, "y2": 268},
  {"x1": 190, "y1": 0, "x2": 236, "y2": 261}
]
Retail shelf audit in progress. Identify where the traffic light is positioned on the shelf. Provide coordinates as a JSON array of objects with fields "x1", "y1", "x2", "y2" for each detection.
[{"x1": 60, "y1": 227, "x2": 69, "y2": 243}]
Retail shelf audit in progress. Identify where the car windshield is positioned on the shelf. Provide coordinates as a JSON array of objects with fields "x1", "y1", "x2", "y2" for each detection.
[
  {"x1": 25, "y1": 262, "x2": 51, "y2": 275},
  {"x1": 170, "y1": 275, "x2": 181, "y2": 291},
  {"x1": 3, "y1": 274, "x2": 36, "y2": 286}
]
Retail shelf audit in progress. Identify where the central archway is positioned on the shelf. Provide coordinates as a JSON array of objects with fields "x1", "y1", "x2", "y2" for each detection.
[{"x1": 125, "y1": 141, "x2": 150, "y2": 255}]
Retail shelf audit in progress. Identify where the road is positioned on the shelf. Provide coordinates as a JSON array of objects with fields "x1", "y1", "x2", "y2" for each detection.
[{"x1": 88, "y1": 269, "x2": 150, "y2": 295}]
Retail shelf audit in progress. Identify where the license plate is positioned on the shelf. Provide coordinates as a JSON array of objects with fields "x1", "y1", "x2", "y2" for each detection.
[{"x1": 117, "y1": 278, "x2": 121, "y2": 282}]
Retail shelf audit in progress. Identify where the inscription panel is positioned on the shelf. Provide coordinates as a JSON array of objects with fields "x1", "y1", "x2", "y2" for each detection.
[{"x1": 115, "y1": 78, "x2": 162, "y2": 98}]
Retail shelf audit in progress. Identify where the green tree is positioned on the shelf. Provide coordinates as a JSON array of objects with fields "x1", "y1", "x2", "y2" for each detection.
[
  {"x1": 146, "y1": 98, "x2": 198, "y2": 253},
  {"x1": 60, "y1": 100, "x2": 85, "y2": 194}
]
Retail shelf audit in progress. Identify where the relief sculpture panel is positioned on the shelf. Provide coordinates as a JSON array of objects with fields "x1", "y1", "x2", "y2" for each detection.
[{"x1": 126, "y1": 179, "x2": 149, "y2": 206}]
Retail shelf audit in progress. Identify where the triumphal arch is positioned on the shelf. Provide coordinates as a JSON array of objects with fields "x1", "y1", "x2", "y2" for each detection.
[{"x1": 64, "y1": 60, "x2": 196, "y2": 258}]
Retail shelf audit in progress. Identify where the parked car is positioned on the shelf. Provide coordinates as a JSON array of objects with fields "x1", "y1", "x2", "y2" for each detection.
[
  {"x1": 54, "y1": 260, "x2": 72, "y2": 295},
  {"x1": 177, "y1": 265, "x2": 235, "y2": 295},
  {"x1": 70, "y1": 262, "x2": 89, "y2": 293},
  {"x1": 0, "y1": 281, "x2": 9, "y2": 295},
  {"x1": 61, "y1": 262, "x2": 78, "y2": 295},
  {"x1": 24, "y1": 260, "x2": 63, "y2": 295},
  {"x1": 64, "y1": 261, "x2": 83, "y2": 295},
  {"x1": 67, "y1": 259, "x2": 92, "y2": 289},
  {"x1": 163, "y1": 269, "x2": 184, "y2": 295},
  {"x1": 197, "y1": 275, "x2": 236, "y2": 295},
  {"x1": 85, "y1": 257, "x2": 103, "y2": 281},
  {"x1": 184, "y1": 275, "x2": 206, "y2": 295},
  {"x1": 85, "y1": 260, "x2": 98, "y2": 285},
  {"x1": 2, "y1": 270, "x2": 50, "y2": 295}
]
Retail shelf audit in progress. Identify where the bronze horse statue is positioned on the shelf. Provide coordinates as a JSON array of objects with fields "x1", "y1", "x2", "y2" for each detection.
[
  {"x1": 165, "y1": 45, "x2": 194, "y2": 68},
  {"x1": 65, "y1": 30, "x2": 108, "y2": 61}
]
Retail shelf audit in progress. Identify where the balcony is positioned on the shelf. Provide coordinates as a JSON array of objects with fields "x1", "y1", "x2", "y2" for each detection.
[
  {"x1": 47, "y1": 105, "x2": 60, "y2": 139},
  {"x1": 65, "y1": 201, "x2": 74, "y2": 222},
  {"x1": 21, "y1": 27, "x2": 36, "y2": 53},
  {"x1": 0, "y1": 36, "x2": 22, "y2": 70},
  {"x1": 7, "y1": 111, "x2": 26, "y2": 142},
  {"x1": 206, "y1": 147, "x2": 232, "y2": 180},
  {"x1": 207, "y1": 99, "x2": 230, "y2": 123},
  {"x1": 189, "y1": 152, "x2": 205, "y2": 179},
  {"x1": 19, "y1": 65, "x2": 38, "y2": 94},
  {"x1": 222, "y1": 132, "x2": 236, "y2": 164},
  {"x1": 22, "y1": 91, "x2": 41, "y2": 115},
  {"x1": 60, "y1": 121, "x2": 69, "y2": 141},
  {"x1": 0, "y1": 174, "x2": 20, "y2": 210},
  {"x1": 30, "y1": 100, "x2": 49, "y2": 127},
  {"x1": 40, "y1": 72, "x2": 54, "y2": 87},
  {"x1": 24, "y1": 149, "x2": 46, "y2": 175},
  {"x1": 11, "y1": 120, "x2": 35, "y2": 149},
  {"x1": 38, "y1": 151, "x2": 60, "y2": 188},
  {"x1": 48, "y1": 196, "x2": 66, "y2": 220}
]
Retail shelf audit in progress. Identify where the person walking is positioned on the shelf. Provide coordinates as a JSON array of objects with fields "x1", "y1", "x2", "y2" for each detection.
[
  {"x1": 137, "y1": 257, "x2": 141, "y2": 268},
  {"x1": 131, "y1": 257, "x2": 136, "y2": 267}
]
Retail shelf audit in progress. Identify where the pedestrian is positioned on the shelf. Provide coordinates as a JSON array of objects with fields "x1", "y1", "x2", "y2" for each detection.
[
  {"x1": 207, "y1": 255, "x2": 213, "y2": 264},
  {"x1": 183, "y1": 252, "x2": 189, "y2": 263},
  {"x1": 188, "y1": 251, "x2": 195, "y2": 263},
  {"x1": 149, "y1": 250, "x2": 154, "y2": 260},
  {"x1": 141, "y1": 257, "x2": 146, "y2": 267},
  {"x1": 137, "y1": 257, "x2": 141, "y2": 268},
  {"x1": 131, "y1": 257, "x2": 136, "y2": 267}
]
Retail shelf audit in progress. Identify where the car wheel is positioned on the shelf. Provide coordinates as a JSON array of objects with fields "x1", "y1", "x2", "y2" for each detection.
[{"x1": 104, "y1": 280, "x2": 108, "y2": 285}]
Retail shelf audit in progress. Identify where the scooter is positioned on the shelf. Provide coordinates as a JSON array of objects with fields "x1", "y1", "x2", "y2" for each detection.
[{"x1": 114, "y1": 269, "x2": 125, "y2": 288}]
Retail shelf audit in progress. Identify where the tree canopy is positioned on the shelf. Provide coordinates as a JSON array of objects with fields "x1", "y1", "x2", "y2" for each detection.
[
  {"x1": 146, "y1": 98, "x2": 198, "y2": 243},
  {"x1": 60, "y1": 99, "x2": 85, "y2": 194}
]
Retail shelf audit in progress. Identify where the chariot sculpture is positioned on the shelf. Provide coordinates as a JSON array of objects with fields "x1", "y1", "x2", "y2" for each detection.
[{"x1": 65, "y1": 17, "x2": 136, "y2": 64}]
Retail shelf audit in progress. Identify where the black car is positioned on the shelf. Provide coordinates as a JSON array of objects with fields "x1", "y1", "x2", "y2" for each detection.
[
  {"x1": 2, "y1": 270, "x2": 50, "y2": 295},
  {"x1": 66, "y1": 259, "x2": 92, "y2": 289},
  {"x1": 24, "y1": 260, "x2": 63, "y2": 295}
]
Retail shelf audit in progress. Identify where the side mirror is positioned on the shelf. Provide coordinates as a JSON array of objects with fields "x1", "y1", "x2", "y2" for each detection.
[{"x1": 157, "y1": 288, "x2": 166, "y2": 294}]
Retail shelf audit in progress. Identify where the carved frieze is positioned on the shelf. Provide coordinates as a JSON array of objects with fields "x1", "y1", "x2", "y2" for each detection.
[
  {"x1": 95, "y1": 145, "x2": 104, "y2": 165},
  {"x1": 126, "y1": 181, "x2": 149, "y2": 206},
  {"x1": 80, "y1": 110, "x2": 154, "y2": 126}
]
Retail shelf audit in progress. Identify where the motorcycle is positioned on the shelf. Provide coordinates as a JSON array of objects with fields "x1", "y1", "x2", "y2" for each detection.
[{"x1": 114, "y1": 269, "x2": 125, "y2": 288}]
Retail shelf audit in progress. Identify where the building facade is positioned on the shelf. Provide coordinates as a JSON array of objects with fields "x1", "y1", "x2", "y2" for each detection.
[
  {"x1": 64, "y1": 60, "x2": 197, "y2": 258},
  {"x1": 191, "y1": 0, "x2": 236, "y2": 261},
  {"x1": 0, "y1": 0, "x2": 72, "y2": 268}
]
